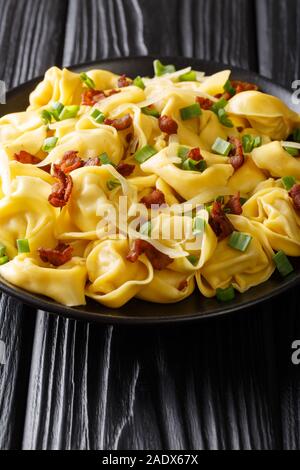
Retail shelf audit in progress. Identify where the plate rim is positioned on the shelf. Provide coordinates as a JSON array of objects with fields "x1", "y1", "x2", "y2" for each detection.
[{"x1": 0, "y1": 55, "x2": 299, "y2": 324}]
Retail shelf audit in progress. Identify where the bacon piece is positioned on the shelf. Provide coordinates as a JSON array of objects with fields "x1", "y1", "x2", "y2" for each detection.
[
  {"x1": 140, "y1": 189, "x2": 166, "y2": 208},
  {"x1": 81, "y1": 89, "x2": 106, "y2": 106},
  {"x1": 187, "y1": 147, "x2": 203, "y2": 161},
  {"x1": 196, "y1": 96, "x2": 214, "y2": 110},
  {"x1": 158, "y1": 115, "x2": 178, "y2": 135},
  {"x1": 228, "y1": 137, "x2": 244, "y2": 170},
  {"x1": 38, "y1": 243, "x2": 73, "y2": 267},
  {"x1": 289, "y1": 184, "x2": 300, "y2": 211},
  {"x1": 178, "y1": 280, "x2": 188, "y2": 291},
  {"x1": 104, "y1": 114, "x2": 133, "y2": 130},
  {"x1": 117, "y1": 74, "x2": 131, "y2": 88},
  {"x1": 84, "y1": 157, "x2": 100, "y2": 167},
  {"x1": 48, "y1": 164, "x2": 73, "y2": 207},
  {"x1": 116, "y1": 162, "x2": 135, "y2": 177},
  {"x1": 59, "y1": 150, "x2": 83, "y2": 173},
  {"x1": 127, "y1": 239, "x2": 172, "y2": 270},
  {"x1": 106, "y1": 89, "x2": 121, "y2": 97},
  {"x1": 231, "y1": 80, "x2": 258, "y2": 94},
  {"x1": 209, "y1": 201, "x2": 235, "y2": 241},
  {"x1": 225, "y1": 192, "x2": 243, "y2": 215},
  {"x1": 14, "y1": 150, "x2": 40, "y2": 164}
]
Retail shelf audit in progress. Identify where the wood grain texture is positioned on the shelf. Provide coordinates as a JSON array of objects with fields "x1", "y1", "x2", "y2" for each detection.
[{"x1": 1, "y1": 0, "x2": 300, "y2": 450}]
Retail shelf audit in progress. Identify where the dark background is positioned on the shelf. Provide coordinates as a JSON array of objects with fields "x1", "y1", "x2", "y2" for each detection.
[{"x1": 0, "y1": 0, "x2": 300, "y2": 450}]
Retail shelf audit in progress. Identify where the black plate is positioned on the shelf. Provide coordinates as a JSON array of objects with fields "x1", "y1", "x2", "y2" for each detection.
[{"x1": 0, "y1": 56, "x2": 300, "y2": 324}]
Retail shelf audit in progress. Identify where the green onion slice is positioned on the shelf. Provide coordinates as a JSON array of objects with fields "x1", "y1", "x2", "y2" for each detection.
[
  {"x1": 91, "y1": 108, "x2": 105, "y2": 123},
  {"x1": 51, "y1": 102, "x2": 64, "y2": 121},
  {"x1": 216, "y1": 285, "x2": 235, "y2": 302},
  {"x1": 42, "y1": 136, "x2": 58, "y2": 152},
  {"x1": 224, "y1": 80, "x2": 236, "y2": 96},
  {"x1": 0, "y1": 255, "x2": 9, "y2": 266},
  {"x1": 0, "y1": 243, "x2": 6, "y2": 258},
  {"x1": 41, "y1": 109, "x2": 52, "y2": 125},
  {"x1": 284, "y1": 146, "x2": 299, "y2": 157},
  {"x1": 99, "y1": 152, "x2": 111, "y2": 165},
  {"x1": 273, "y1": 251, "x2": 294, "y2": 277},
  {"x1": 140, "y1": 221, "x2": 152, "y2": 237},
  {"x1": 59, "y1": 105, "x2": 79, "y2": 121},
  {"x1": 153, "y1": 59, "x2": 176, "y2": 77},
  {"x1": 182, "y1": 158, "x2": 207, "y2": 172},
  {"x1": 178, "y1": 71, "x2": 197, "y2": 82},
  {"x1": 133, "y1": 76, "x2": 145, "y2": 90},
  {"x1": 282, "y1": 176, "x2": 296, "y2": 191},
  {"x1": 141, "y1": 106, "x2": 160, "y2": 118},
  {"x1": 242, "y1": 134, "x2": 262, "y2": 153},
  {"x1": 106, "y1": 179, "x2": 121, "y2": 191},
  {"x1": 80, "y1": 72, "x2": 96, "y2": 89},
  {"x1": 16, "y1": 239, "x2": 30, "y2": 253},
  {"x1": 211, "y1": 98, "x2": 228, "y2": 115},
  {"x1": 228, "y1": 231, "x2": 252, "y2": 252},
  {"x1": 134, "y1": 145, "x2": 157, "y2": 163},
  {"x1": 212, "y1": 137, "x2": 232, "y2": 156},
  {"x1": 217, "y1": 108, "x2": 234, "y2": 128},
  {"x1": 193, "y1": 217, "x2": 206, "y2": 236},
  {"x1": 177, "y1": 146, "x2": 190, "y2": 161},
  {"x1": 180, "y1": 103, "x2": 202, "y2": 121},
  {"x1": 186, "y1": 255, "x2": 198, "y2": 266}
]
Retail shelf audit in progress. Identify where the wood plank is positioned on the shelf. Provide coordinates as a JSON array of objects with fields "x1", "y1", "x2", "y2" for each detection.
[{"x1": 0, "y1": 0, "x2": 68, "y2": 449}]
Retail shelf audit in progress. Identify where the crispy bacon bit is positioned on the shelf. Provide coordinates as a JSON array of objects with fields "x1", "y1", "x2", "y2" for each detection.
[
  {"x1": 84, "y1": 157, "x2": 100, "y2": 167},
  {"x1": 117, "y1": 74, "x2": 131, "y2": 88},
  {"x1": 140, "y1": 189, "x2": 166, "y2": 208},
  {"x1": 196, "y1": 96, "x2": 214, "y2": 110},
  {"x1": 209, "y1": 201, "x2": 235, "y2": 241},
  {"x1": 116, "y1": 162, "x2": 135, "y2": 177},
  {"x1": 158, "y1": 115, "x2": 178, "y2": 135},
  {"x1": 188, "y1": 147, "x2": 203, "y2": 161},
  {"x1": 104, "y1": 113, "x2": 133, "y2": 130},
  {"x1": 14, "y1": 150, "x2": 40, "y2": 164},
  {"x1": 81, "y1": 89, "x2": 106, "y2": 106},
  {"x1": 228, "y1": 137, "x2": 244, "y2": 170},
  {"x1": 38, "y1": 243, "x2": 73, "y2": 267},
  {"x1": 231, "y1": 80, "x2": 258, "y2": 94},
  {"x1": 178, "y1": 280, "x2": 188, "y2": 291},
  {"x1": 289, "y1": 184, "x2": 300, "y2": 211},
  {"x1": 225, "y1": 192, "x2": 243, "y2": 215},
  {"x1": 127, "y1": 239, "x2": 172, "y2": 270},
  {"x1": 59, "y1": 150, "x2": 83, "y2": 173},
  {"x1": 106, "y1": 89, "x2": 121, "y2": 97},
  {"x1": 48, "y1": 164, "x2": 73, "y2": 208}
]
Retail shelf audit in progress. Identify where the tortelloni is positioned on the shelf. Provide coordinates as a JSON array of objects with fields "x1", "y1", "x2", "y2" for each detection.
[{"x1": 0, "y1": 61, "x2": 300, "y2": 310}]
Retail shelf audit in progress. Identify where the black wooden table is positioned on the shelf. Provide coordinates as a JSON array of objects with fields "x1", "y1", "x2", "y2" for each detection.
[{"x1": 0, "y1": 0, "x2": 300, "y2": 450}]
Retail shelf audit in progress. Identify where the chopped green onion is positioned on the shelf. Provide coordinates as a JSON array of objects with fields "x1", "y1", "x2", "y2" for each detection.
[
  {"x1": 106, "y1": 179, "x2": 121, "y2": 191},
  {"x1": 0, "y1": 255, "x2": 9, "y2": 266},
  {"x1": 178, "y1": 70, "x2": 197, "y2": 82},
  {"x1": 16, "y1": 239, "x2": 30, "y2": 253},
  {"x1": 80, "y1": 72, "x2": 96, "y2": 89},
  {"x1": 224, "y1": 80, "x2": 236, "y2": 96},
  {"x1": 133, "y1": 76, "x2": 145, "y2": 90},
  {"x1": 273, "y1": 251, "x2": 294, "y2": 277},
  {"x1": 217, "y1": 108, "x2": 234, "y2": 128},
  {"x1": 216, "y1": 285, "x2": 235, "y2": 302},
  {"x1": 41, "y1": 109, "x2": 52, "y2": 125},
  {"x1": 212, "y1": 137, "x2": 233, "y2": 156},
  {"x1": 59, "y1": 105, "x2": 79, "y2": 121},
  {"x1": 284, "y1": 146, "x2": 299, "y2": 157},
  {"x1": 51, "y1": 102, "x2": 64, "y2": 121},
  {"x1": 99, "y1": 152, "x2": 111, "y2": 165},
  {"x1": 153, "y1": 59, "x2": 176, "y2": 77},
  {"x1": 228, "y1": 231, "x2": 252, "y2": 252},
  {"x1": 211, "y1": 98, "x2": 228, "y2": 115},
  {"x1": 0, "y1": 243, "x2": 6, "y2": 257},
  {"x1": 180, "y1": 103, "x2": 202, "y2": 121},
  {"x1": 177, "y1": 146, "x2": 190, "y2": 161},
  {"x1": 215, "y1": 196, "x2": 225, "y2": 204},
  {"x1": 193, "y1": 217, "x2": 206, "y2": 236},
  {"x1": 282, "y1": 176, "x2": 296, "y2": 191},
  {"x1": 182, "y1": 158, "x2": 207, "y2": 172},
  {"x1": 293, "y1": 128, "x2": 300, "y2": 142},
  {"x1": 134, "y1": 145, "x2": 157, "y2": 163},
  {"x1": 140, "y1": 221, "x2": 152, "y2": 237},
  {"x1": 242, "y1": 134, "x2": 262, "y2": 153},
  {"x1": 205, "y1": 204, "x2": 212, "y2": 214},
  {"x1": 141, "y1": 106, "x2": 160, "y2": 118},
  {"x1": 187, "y1": 255, "x2": 198, "y2": 266},
  {"x1": 42, "y1": 136, "x2": 58, "y2": 152},
  {"x1": 240, "y1": 197, "x2": 248, "y2": 206},
  {"x1": 91, "y1": 108, "x2": 105, "y2": 123}
]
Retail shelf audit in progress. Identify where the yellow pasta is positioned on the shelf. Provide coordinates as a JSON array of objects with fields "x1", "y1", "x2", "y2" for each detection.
[{"x1": 0, "y1": 61, "x2": 299, "y2": 309}]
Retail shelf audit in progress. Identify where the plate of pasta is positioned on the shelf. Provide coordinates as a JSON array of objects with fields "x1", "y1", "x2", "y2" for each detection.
[{"x1": 0, "y1": 56, "x2": 300, "y2": 324}]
